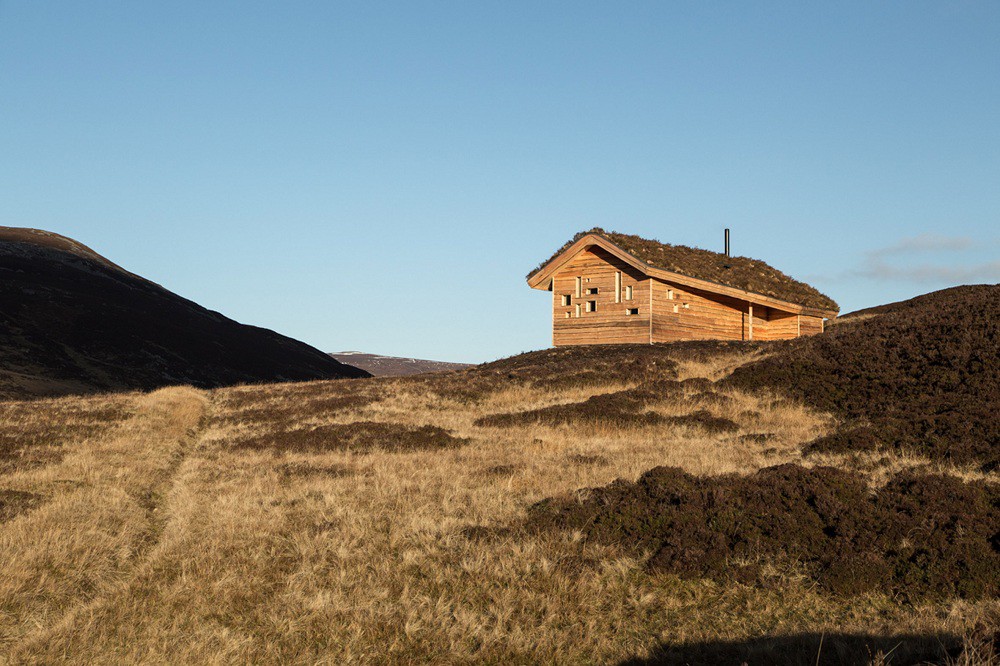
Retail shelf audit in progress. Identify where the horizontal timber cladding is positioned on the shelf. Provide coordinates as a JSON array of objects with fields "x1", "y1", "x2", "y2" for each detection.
[
  {"x1": 553, "y1": 247, "x2": 650, "y2": 346},
  {"x1": 550, "y1": 246, "x2": 824, "y2": 345},
  {"x1": 798, "y1": 315, "x2": 825, "y2": 337},
  {"x1": 755, "y1": 308, "x2": 799, "y2": 341},
  {"x1": 652, "y1": 277, "x2": 752, "y2": 342}
]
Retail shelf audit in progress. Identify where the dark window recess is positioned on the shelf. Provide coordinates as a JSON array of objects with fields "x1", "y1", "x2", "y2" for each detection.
[
  {"x1": 586, "y1": 287, "x2": 599, "y2": 295},
  {"x1": 561, "y1": 295, "x2": 571, "y2": 306},
  {"x1": 627, "y1": 308, "x2": 639, "y2": 315},
  {"x1": 586, "y1": 301, "x2": 597, "y2": 312}
]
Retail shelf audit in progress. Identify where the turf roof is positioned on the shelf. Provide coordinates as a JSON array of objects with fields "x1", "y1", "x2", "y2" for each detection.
[{"x1": 528, "y1": 228, "x2": 839, "y2": 312}]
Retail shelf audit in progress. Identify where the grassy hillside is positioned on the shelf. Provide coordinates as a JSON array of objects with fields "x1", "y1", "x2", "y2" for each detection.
[{"x1": 0, "y1": 289, "x2": 997, "y2": 664}]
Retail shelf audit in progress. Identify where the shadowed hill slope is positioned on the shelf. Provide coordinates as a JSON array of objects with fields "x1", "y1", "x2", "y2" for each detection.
[
  {"x1": 725, "y1": 285, "x2": 1000, "y2": 470},
  {"x1": 0, "y1": 227, "x2": 368, "y2": 399}
]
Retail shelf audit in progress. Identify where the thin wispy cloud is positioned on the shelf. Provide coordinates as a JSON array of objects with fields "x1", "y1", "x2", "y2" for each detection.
[
  {"x1": 812, "y1": 234, "x2": 1000, "y2": 285},
  {"x1": 854, "y1": 258, "x2": 1000, "y2": 283},
  {"x1": 869, "y1": 234, "x2": 973, "y2": 256}
]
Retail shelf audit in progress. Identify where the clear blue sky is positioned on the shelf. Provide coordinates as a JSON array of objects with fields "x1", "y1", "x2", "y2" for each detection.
[{"x1": 2, "y1": 2, "x2": 998, "y2": 363}]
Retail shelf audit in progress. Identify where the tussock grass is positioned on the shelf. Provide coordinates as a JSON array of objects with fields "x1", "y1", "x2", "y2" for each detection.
[{"x1": 0, "y1": 344, "x2": 995, "y2": 664}]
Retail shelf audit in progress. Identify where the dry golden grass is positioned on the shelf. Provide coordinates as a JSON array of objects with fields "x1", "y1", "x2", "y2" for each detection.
[{"x1": 0, "y1": 352, "x2": 996, "y2": 664}]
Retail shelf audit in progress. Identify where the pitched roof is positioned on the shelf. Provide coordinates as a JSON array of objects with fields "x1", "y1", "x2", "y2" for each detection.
[{"x1": 527, "y1": 228, "x2": 839, "y2": 313}]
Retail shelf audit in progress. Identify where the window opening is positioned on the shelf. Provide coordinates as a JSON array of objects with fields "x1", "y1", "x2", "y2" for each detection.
[
  {"x1": 627, "y1": 308, "x2": 639, "y2": 315},
  {"x1": 586, "y1": 300, "x2": 596, "y2": 312},
  {"x1": 615, "y1": 272, "x2": 622, "y2": 303},
  {"x1": 561, "y1": 294, "x2": 571, "y2": 306},
  {"x1": 625, "y1": 285, "x2": 633, "y2": 300}
]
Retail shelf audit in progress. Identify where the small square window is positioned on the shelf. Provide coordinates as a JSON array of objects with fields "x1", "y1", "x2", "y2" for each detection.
[
  {"x1": 565, "y1": 312, "x2": 570, "y2": 318},
  {"x1": 561, "y1": 294, "x2": 571, "y2": 306},
  {"x1": 586, "y1": 300, "x2": 597, "y2": 312},
  {"x1": 627, "y1": 308, "x2": 639, "y2": 315},
  {"x1": 586, "y1": 287, "x2": 598, "y2": 295},
  {"x1": 684, "y1": 303, "x2": 690, "y2": 309}
]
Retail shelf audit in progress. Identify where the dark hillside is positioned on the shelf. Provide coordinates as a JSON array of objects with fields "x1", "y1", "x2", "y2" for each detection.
[
  {"x1": 725, "y1": 285, "x2": 1000, "y2": 470},
  {"x1": 0, "y1": 227, "x2": 368, "y2": 399}
]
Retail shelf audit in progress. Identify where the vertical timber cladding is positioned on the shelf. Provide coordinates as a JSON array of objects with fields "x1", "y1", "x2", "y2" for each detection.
[{"x1": 552, "y1": 247, "x2": 650, "y2": 346}]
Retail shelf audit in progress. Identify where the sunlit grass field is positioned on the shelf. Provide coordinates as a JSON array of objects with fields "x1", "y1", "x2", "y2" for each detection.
[{"x1": 0, "y1": 346, "x2": 996, "y2": 664}]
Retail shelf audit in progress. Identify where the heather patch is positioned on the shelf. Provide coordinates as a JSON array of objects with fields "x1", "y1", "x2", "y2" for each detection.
[
  {"x1": 232, "y1": 421, "x2": 469, "y2": 454},
  {"x1": 725, "y1": 285, "x2": 1000, "y2": 471},
  {"x1": 473, "y1": 379, "x2": 720, "y2": 429},
  {"x1": 529, "y1": 464, "x2": 1000, "y2": 599},
  {"x1": 0, "y1": 490, "x2": 43, "y2": 523}
]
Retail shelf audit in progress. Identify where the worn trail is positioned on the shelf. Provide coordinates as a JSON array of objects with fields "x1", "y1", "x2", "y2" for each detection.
[{"x1": 0, "y1": 386, "x2": 211, "y2": 661}]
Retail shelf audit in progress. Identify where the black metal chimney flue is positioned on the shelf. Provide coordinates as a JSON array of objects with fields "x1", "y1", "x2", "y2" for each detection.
[{"x1": 724, "y1": 228, "x2": 730, "y2": 257}]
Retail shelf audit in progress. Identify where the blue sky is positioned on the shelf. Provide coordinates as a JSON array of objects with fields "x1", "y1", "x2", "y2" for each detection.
[{"x1": 2, "y1": 2, "x2": 998, "y2": 363}]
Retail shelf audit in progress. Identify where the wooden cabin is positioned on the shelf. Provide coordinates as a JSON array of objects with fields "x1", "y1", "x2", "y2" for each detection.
[{"x1": 527, "y1": 229, "x2": 839, "y2": 346}]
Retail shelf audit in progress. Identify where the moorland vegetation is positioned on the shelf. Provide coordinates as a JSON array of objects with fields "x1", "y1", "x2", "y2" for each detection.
[{"x1": 0, "y1": 285, "x2": 997, "y2": 664}]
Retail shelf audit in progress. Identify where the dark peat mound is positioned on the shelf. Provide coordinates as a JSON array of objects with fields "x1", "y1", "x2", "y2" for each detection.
[
  {"x1": 724, "y1": 285, "x2": 1000, "y2": 471},
  {"x1": 0, "y1": 227, "x2": 369, "y2": 399},
  {"x1": 529, "y1": 463, "x2": 1000, "y2": 599},
  {"x1": 474, "y1": 378, "x2": 737, "y2": 432},
  {"x1": 231, "y1": 421, "x2": 469, "y2": 454}
]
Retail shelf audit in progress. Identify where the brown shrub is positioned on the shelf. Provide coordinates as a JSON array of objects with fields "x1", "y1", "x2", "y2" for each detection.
[
  {"x1": 475, "y1": 402, "x2": 666, "y2": 429},
  {"x1": 414, "y1": 344, "x2": 681, "y2": 402},
  {"x1": 0, "y1": 403, "x2": 131, "y2": 474},
  {"x1": 662, "y1": 410, "x2": 740, "y2": 434},
  {"x1": 0, "y1": 489, "x2": 43, "y2": 523},
  {"x1": 474, "y1": 379, "x2": 726, "y2": 429},
  {"x1": 274, "y1": 462, "x2": 355, "y2": 478},
  {"x1": 215, "y1": 390, "x2": 382, "y2": 427},
  {"x1": 738, "y1": 433, "x2": 775, "y2": 444},
  {"x1": 231, "y1": 421, "x2": 468, "y2": 454},
  {"x1": 528, "y1": 464, "x2": 1000, "y2": 599},
  {"x1": 478, "y1": 464, "x2": 520, "y2": 477},
  {"x1": 724, "y1": 285, "x2": 1000, "y2": 471},
  {"x1": 568, "y1": 454, "x2": 610, "y2": 466}
]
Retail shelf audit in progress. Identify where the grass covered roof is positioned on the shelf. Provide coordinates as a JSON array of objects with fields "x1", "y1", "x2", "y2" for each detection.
[{"x1": 529, "y1": 228, "x2": 839, "y2": 312}]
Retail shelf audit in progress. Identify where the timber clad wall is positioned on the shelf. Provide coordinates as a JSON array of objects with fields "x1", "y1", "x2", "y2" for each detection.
[
  {"x1": 799, "y1": 315, "x2": 824, "y2": 337},
  {"x1": 651, "y1": 278, "x2": 748, "y2": 342},
  {"x1": 536, "y1": 234, "x2": 837, "y2": 347},
  {"x1": 552, "y1": 248, "x2": 649, "y2": 346}
]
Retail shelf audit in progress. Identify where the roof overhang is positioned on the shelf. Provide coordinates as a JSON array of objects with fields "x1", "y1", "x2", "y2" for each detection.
[{"x1": 527, "y1": 234, "x2": 839, "y2": 319}]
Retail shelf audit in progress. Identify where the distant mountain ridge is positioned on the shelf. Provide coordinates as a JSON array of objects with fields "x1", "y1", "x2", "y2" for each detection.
[
  {"x1": 0, "y1": 226, "x2": 369, "y2": 400},
  {"x1": 329, "y1": 352, "x2": 469, "y2": 377}
]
